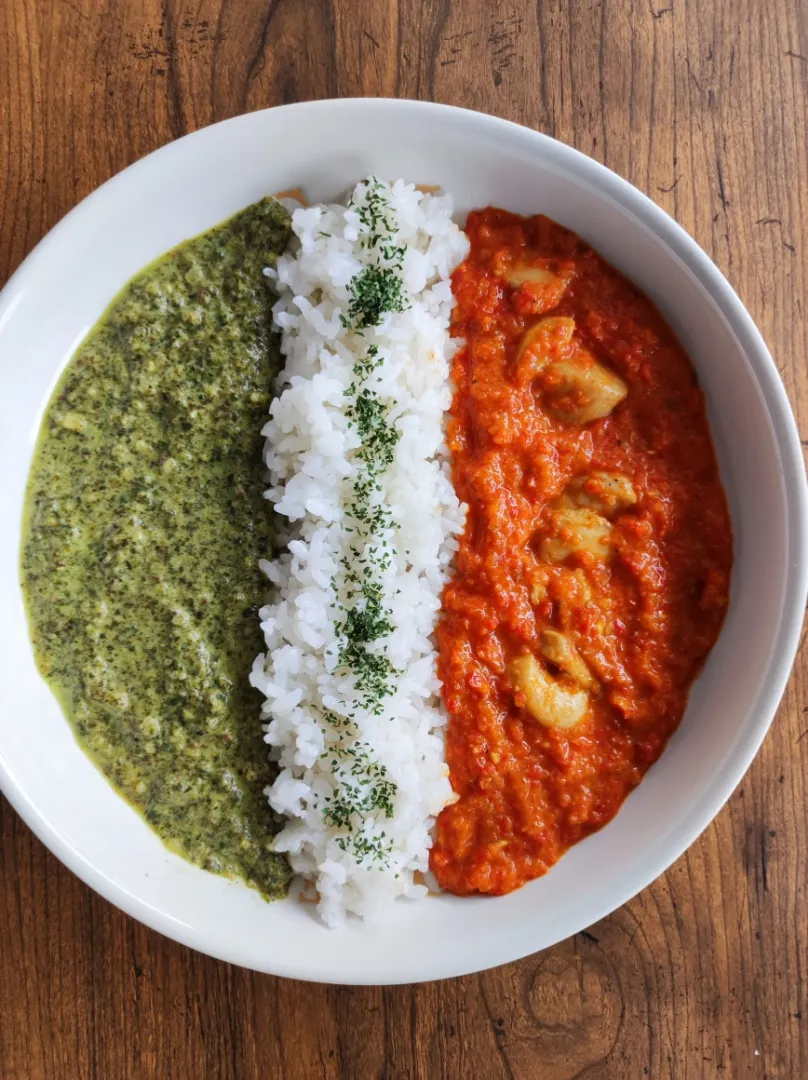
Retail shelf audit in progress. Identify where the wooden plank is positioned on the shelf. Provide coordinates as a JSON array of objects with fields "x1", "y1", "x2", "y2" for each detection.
[{"x1": 1, "y1": 1, "x2": 806, "y2": 1076}]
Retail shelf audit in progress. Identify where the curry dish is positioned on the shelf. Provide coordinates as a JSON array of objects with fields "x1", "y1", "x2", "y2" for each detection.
[
  {"x1": 22, "y1": 198, "x2": 292, "y2": 898},
  {"x1": 430, "y1": 208, "x2": 732, "y2": 896},
  {"x1": 20, "y1": 180, "x2": 733, "y2": 920}
]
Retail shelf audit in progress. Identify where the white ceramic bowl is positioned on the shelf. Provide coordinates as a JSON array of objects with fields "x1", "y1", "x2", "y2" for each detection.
[{"x1": 1, "y1": 99, "x2": 805, "y2": 985}]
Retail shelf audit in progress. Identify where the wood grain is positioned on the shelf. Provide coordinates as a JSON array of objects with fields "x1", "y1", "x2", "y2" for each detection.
[{"x1": 1, "y1": 1, "x2": 807, "y2": 1076}]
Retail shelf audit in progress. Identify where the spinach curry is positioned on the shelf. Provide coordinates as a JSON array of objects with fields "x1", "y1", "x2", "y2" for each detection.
[{"x1": 21, "y1": 198, "x2": 293, "y2": 899}]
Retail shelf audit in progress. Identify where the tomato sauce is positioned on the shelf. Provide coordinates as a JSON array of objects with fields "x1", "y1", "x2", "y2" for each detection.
[{"x1": 430, "y1": 209, "x2": 733, "y2": 896}]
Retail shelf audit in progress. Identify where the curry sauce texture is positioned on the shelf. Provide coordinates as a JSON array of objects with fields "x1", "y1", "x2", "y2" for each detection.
[
  {"x1": 21, "y1": 198, "x2": 293, "y2": 898},
  {"x1": 430, "y1": 209, "x2": 733, "y2": 896}
]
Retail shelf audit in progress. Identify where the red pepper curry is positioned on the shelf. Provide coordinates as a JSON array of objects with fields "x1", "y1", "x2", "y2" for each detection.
[{"x1": 430, "y1": 208, "x2": 732, "y2": 896}]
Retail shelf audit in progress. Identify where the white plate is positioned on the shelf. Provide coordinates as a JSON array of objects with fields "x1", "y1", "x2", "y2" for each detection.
[{"x1": 1, "y1": 99, "x2": 805, "y2": 985}]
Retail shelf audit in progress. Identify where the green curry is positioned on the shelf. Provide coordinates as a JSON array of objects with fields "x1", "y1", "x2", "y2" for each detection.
[{"x1": 21, "y1": 198, "x2": 293, "y2": 899}]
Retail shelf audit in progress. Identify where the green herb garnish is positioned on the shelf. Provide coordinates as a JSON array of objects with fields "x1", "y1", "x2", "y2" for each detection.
[{"x1": 346, "y1": 266, "x2": 407, "y2": 329}]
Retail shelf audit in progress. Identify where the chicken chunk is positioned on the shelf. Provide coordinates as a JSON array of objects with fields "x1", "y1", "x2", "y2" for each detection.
[
  {"x1": 514, "y1": 316, "x2": 576, "y2": 384},
  {"x1": 544, "y1": 349, "x2": 628, "y2": 424},
  {"x1": 562, "y1": 471, "x2": 637, "y2": 516},
  {"x1": 507, "y1": 265, "x2": 561, "y2": 288},
  {"x1": 539, "y1": 629, "x2": 597, "y2": 690},
  {"x1": 541, "y1": 508, "x2": 613, "y2": 563},
  {"x1": 510, "y1": 654, "x2": 589, "y2": 731}
]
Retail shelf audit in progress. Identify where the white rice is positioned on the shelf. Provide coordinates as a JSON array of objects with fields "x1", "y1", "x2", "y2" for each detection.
[{"x1": 250, "y1": 178, "x2": 469, "y2": 926}]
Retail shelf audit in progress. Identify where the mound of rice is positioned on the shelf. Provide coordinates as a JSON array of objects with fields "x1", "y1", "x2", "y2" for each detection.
[{"x1": 250, "y1": 178, "x2": 469, "y2": 926}]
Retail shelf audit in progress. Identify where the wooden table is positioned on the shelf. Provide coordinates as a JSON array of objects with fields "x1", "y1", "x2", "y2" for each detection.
[{"x1": 2, "y1": 1, "x2": 806, "y2": 1076}]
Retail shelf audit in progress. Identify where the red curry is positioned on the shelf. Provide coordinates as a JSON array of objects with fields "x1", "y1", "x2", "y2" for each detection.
[{"x1": 430, "y1": 209, "x2": 732, "y2": 897}]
